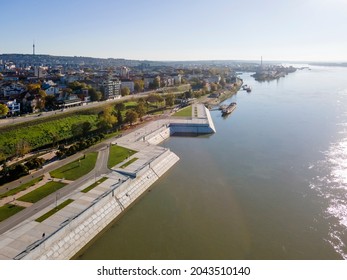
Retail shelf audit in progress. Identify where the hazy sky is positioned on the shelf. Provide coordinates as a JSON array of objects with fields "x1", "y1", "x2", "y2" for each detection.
[{"x1": 1, "y1": 0, "x2": 346, "y2": 62}]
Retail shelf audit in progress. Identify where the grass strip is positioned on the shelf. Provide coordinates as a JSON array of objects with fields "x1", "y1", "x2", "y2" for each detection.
[
  {"x1": 0, "y1": 204, "x2": 25, "y2": 222},
  {"x1": 35, "y1": 199, "x2": 74, "y2": 223},
  {"x1": 173, "y1": 105, "x2": 192, "y2": 117},
  {"x1": 0, "y1": 176, "x2": 43, "y2": 199},
  {"x1": 17, "y1": 181, "x2": 66, "y2": 203},
  {"x1": 120, "y1": 157, "x2": 139, "y2": 169},
  {"x1": 81, "y1": 177, "x2": 108, "y2": 193},
  {"x1": 50, "y1": 152, "x2": 98, "y2": 180},
  {"x1": 107, "y1": 145, "x2": 137, "y2": 169}
]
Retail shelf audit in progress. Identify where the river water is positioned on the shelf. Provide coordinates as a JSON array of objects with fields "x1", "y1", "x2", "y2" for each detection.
[{"x1": 78, "y1": 66, "x2": 347, "y2": 259}]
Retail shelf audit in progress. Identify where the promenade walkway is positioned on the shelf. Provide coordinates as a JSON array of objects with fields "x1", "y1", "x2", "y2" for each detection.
[
  {"x1": 0, "y1": 104, "x2": 215, "y2": 259},
  {"x1": 0, "y1": 118, "x2": 172, "y2": 259}
]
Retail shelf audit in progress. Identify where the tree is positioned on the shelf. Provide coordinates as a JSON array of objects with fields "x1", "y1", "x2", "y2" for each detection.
[
  {"x1": 25, "y1": 157, "x2": 45, "y2": 170},
  {"x1": 156, "y1": 94, "x2": 164, "y2": 105},
  {"x1": 184, "y1": 90, "x2": 192, "y2": 99},
  {"x1": 165, "y1": 93, "x2": 175, "y2": 107},
  {"x1": 49, "y1": 132, "x2": 59, "y2": 148},
  {"x1": 210, "y1": 83, "x2": 218, "y2": 92},
  {"x1": 44, "y1": 95, "x2": 56, "y2": 109},
  {"x1": 9, "y1": 164, "x2": 29, "y2": 179},
  {"x1": 0, "y1": 104, "x2": 9, "y2": 116},
  {"x1": 115, "y1": 103, "x2": 125, "y2": 125},
  {"x1": 153, "y1": 77, "x2": 160, "y2": 89},
  {"x1": 116, "y1": 110, "x2": 123, "y2": 125},
  {"x1": 135, "y1": 102, "x2": 146, "y2": 118},
  {"x1": 89, "y1": 88, "x2": 102, "y2": 102},
  {"x1": 134, "y1": 79, "x2": 144, "y2": 93},
  {"x1": 68, "y1": 81, "x2": 87, "y2": 91},
  {"x1": 115, "y1": 102, "x2": 125, "y2": 112},
  {"x1": 82, "y1": 121, "x2": 92, "y2": 135},
  {"x1": 97, "y1": 106, "x2": 117, "y2": 130},
  {"x1": 146, "y1": 93, "x2": 157, "y2": 104},
  {"x1": 149, "y1": 77, "x2": 160, "y2": 90},
  {"x1": 71, "y1": 123, "x2": 83, "y2": 138},
  {"x1": 121, "y1": 87, "x2": 130, "y2": 96},
  {"x1": 38, "y1": 89, "x2": 47, "y2": 98},
  {"x1": 27, "y1": 83, "x2": 41, "y2": 93},
  {"x1": 220, "y1": 77, "x2": 226, "y2": 87},
  {"x1": 16, "y1": 139, "x2": 31, "y2": 157},
  {"x1": 1, "y1": 161, "x2": 8, "y2": 178},
  {"x1": 125, "y1": 109, "x2": 138, "y2": 126}
]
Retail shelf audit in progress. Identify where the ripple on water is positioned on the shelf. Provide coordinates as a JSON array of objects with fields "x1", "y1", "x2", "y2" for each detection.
[{"x1": 310, "y1": 136, "x2": 347, "y2": 259}]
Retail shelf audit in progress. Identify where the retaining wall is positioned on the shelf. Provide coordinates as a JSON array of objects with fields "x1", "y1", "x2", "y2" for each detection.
[{"x1": 21, "y1": 151, "x2": 179, "y2": 260}]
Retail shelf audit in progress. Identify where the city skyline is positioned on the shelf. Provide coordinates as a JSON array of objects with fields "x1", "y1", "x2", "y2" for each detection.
[{"x1": 1, "y1": 0, "x2": 347, "y2": 62}]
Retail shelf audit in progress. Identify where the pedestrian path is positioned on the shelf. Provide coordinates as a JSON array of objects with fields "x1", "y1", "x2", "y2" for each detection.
[
  {"x1": 0, "y1": 173, "x2": 52, "y2": 207},
  {"x1": 0, "y1": 106, "x2": 215, "y2": 259}
]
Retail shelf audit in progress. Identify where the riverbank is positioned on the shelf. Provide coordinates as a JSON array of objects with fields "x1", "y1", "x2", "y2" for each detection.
[
  {"x1": 0, "y1": 104, "x2": 216, "y2": 260},
  {"x1": 199, "y1": 78, "x2": 243, "y2": 107}
]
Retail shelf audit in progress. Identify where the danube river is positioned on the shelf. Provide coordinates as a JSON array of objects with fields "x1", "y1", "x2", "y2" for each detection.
[{"x1": 78, "y1": 66, "x2": 347, "y2": 259}]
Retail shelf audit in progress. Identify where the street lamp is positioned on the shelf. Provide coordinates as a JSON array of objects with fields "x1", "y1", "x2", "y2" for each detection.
[{"x1": 55, "y1": 192, "x2": 59, "y2": 208}]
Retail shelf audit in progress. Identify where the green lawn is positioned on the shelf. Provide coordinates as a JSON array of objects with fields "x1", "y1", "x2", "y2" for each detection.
[
  {"x1": 173, "y1": 105, "x2": 192, "y2": 117},
  {"x1": 35, "y1": 199, "x2": 74, "y2": 223},
  {"x1": 0, "y1": 176, "x2": 43, "y2": 199},
  {"x1": 81, "y1": 177, "x2": 108, "y2": 193},
  {"x1": 17, "y1": 181, "x2": 66, "y2": 203},
  {"x1": 0, "y1": 114, "x2": 98, "y2": 158},
  {"x1": 108, "y1": 145, "x2": 137, "y2": 169},
  {"x1": 120, "y1": 157, "x2": 139, "y2": 169},
  {"x1": 0, "y1": 204, "x2": 25, "y2": 222},
  {"x1": 50, "y1": 152, "x2": 98, "y2": 180}
]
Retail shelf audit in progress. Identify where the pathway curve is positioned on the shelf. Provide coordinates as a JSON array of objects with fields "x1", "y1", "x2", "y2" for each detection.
[{"x1": 0, "y1": 141, "x2": 114, "y2": 234}]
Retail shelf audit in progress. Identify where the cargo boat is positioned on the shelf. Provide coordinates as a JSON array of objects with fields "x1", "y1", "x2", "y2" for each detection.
[
  {"x1": 242, "y1": 85, "x2": 252, "y2": 92},
  {"x1": 222, "y1": 102, "x2": 237, "y2": 116}
]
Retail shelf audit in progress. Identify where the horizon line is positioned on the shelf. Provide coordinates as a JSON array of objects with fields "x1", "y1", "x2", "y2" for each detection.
[{"x1": 1, "y1": 53, "x2": 346, "y2": 64}]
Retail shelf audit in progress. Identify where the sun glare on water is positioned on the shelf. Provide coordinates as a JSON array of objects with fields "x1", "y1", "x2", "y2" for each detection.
[{"x1": 310, "y1": 88, "x2": 347, "y2": 259}]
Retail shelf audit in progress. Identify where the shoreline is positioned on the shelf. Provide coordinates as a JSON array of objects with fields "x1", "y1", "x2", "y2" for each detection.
[
  {"x1": 0, "y1": 104, "x2": 216, "y2": 260},
  {"x1": 199, "y1": 78, "x2": 243, "y2": 108}
]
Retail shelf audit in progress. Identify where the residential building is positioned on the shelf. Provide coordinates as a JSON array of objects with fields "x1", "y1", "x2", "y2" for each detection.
[
  {"x1": 56, "y1": 94, "x2": 82, "y2": 109},
  {"x1": 101, "y1": 77, "x2": 121, "y2": 99},
  {"x1": 5, "y1": 99, "x2": 21, "y2": 115},
  {"x1": 161, "y1": 76, "x2": 175, "y2": 87},
  {"x1": 143, "y1": 75, "x2": 160, "y2": 89},
  {"x1": 1, "y1": 82, "x2": 26, "y2": 97},
  {"x1": 42, "y1": 80, "x2": 59, "y2": 95},
  {"x1": 34, "y1": 66, "x2": 47, "y2": 78},
  {"x1": 173, "y1": 74, "x2": 182, "y2": 84},
  {"x1": 120, "y1": 79, "x2": 134, "y2": 93},
  {"x1": 120, "y1": 66, "x2": 130, "y2": 79},
  {"x1": 205, "y1": 75, "x2": 221, "y2": 84}
]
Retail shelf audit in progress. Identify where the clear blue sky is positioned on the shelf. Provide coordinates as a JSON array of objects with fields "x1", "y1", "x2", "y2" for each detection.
[{"x1": 1, "y1": 0, "x2": 346, "y2": 62}]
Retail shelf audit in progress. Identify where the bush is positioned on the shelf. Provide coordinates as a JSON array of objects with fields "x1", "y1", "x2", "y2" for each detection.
[
  {"x1": 8, "y1": 164, "x2": 29, "y2": 180},
  {"x1": 25, "y1": 157, "x2": 45, "y2": 170}
]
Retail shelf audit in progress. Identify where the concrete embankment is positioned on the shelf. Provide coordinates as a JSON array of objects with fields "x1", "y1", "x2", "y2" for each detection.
[
  {"x1": 19, "y1": 150, "x2": 179, "y2": 260},
  {"x1": 0, "y1": 104, "x2": 215, "y2": 260}
]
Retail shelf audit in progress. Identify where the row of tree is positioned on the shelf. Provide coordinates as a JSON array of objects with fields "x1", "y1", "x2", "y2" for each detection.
[
  {"x1": 0, "y1": 92, "x2": 180, "y2": 184},
  {"x1": 56, "y1": 134, "x2": 104, "y2": 159},
  {"x1": 97, "y1": 93, "x2": 176, "y2": 131},
  {"x1": 0, "y1": 157, "x2": 45, "y2": 185}
]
